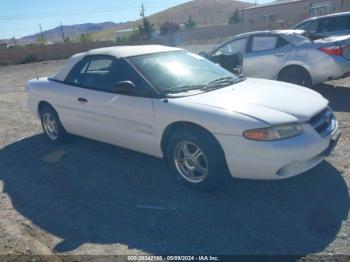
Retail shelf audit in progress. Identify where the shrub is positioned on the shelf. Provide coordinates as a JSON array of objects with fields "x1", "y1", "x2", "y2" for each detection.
[
  {"x1": 160, "y1": 21, "x2": 180, "y2": 36},
  {"x1": 20, "y1": 54, "x2": 38, "y2": 64}
]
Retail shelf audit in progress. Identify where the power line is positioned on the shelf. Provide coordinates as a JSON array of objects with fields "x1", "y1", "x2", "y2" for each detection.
[{"x1": 0, "y1": 4, "x2": 172, "y2": 21}]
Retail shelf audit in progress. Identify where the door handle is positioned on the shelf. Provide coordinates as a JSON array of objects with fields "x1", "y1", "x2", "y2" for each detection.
[
  {"x1": 77, "y1": 97, "x2": 88, "y2": 103},
  {"x1": 274, "y1": 53, "x2": 285, "y2": 57}
]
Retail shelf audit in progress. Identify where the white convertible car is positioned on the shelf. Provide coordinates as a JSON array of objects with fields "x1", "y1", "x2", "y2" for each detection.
[{"x1": 26, "y1": 45, "x2": 340, "y2": 191}]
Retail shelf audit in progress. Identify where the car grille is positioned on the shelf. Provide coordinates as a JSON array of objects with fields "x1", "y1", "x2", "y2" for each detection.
[{"x1": 309, "y1": 107, "x2": 336, "y2": 137}]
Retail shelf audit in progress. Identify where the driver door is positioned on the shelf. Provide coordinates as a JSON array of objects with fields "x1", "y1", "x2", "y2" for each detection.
[
  {"x1": 210, "y1": 38, "x2": 248, "y2": 74},
  {"x1": 64, "y1": 55, "x2": 156, "y2": 155}
]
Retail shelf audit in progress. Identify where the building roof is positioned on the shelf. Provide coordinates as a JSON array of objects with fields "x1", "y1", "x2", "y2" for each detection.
[
  {"x1": 116, "y1": 28, "x2": 134, "y2": 33},
  {"x1": 242, "y1": 0, "x2": 303, "y2": 10},
  {"x1": 53, "y1": 45, "x2": 183, "y2": 81},
  {"x1": 296, "y1": 11, "x2": 350, "y2": 23}
]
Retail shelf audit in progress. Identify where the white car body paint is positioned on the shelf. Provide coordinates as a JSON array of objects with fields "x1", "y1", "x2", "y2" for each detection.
[{"x1": 26, "y1": 45, "x2": 340, "y2": 180}]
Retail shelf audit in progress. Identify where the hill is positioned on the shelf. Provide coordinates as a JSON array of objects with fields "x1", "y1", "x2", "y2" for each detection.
[
  {"x1": 93, "y1": 0, "x2": 253, "y2": 40},
  {"x1": 19, "y1": 22, "x2": 117, "y2": 44},
  {"x1": 14, "y1": 0, "x2": 253, "y2": 44}
]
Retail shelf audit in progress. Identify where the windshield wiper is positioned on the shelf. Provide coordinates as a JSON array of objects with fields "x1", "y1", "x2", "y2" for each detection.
[
  {"x1": 201, "y1": 75, "x2": 245, "y2": 91},
  {"x1": 165, "y1": 84, "x2": 205, "y2": 94},
  {"x1": 207, "y1": 76, "x2": 237, "y2": 85},
  {"x1": 165, "y1": 75, "x2": 246, "y2": 94}
]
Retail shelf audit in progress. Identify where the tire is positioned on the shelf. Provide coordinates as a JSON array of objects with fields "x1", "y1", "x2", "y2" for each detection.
[
  {"x1": 278, "y1": 66, "x2": 312, "y2": 87},
  {"x1": 40, "y1": 105, "x2": 67, "y2": 143},
  {"x1": 166, "y1": 128, "x2": 228, "y2": 191}
]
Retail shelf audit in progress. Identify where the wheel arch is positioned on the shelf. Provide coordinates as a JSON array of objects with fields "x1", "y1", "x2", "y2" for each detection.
[
  {"x1": 277, "y1": 64, "x2": 313, "y2": 84},
  {"x1": 37, "y1": 100, "x2": 68, "y2": 137},
  {"x1": 37, "y1": 101, "x2": 55, "y2": 117},
  {"x1": 160, "y1": 121, "x2": 224, "y2": 158}
]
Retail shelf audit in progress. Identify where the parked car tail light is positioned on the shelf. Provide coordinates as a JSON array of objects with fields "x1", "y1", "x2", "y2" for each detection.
[
  {"x1": 319, "y1": 45, "x2": 343, "y2": 56},
  {"x1": 243, "y1": 124, "x2": 303, "y2": 141}
]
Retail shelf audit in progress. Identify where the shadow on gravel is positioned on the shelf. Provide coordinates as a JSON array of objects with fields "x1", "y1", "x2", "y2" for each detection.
[
  {"x1": 0, "y1": 134, "x2": 349, "y2": 255},
  {"x1": 313, "y1": 83, "x2": 350, "y2": 112}
]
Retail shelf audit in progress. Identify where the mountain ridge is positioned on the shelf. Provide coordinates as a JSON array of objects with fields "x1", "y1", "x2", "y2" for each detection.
[{"x1": 8, "y1": 0, "x2": 253, "y2": 44}]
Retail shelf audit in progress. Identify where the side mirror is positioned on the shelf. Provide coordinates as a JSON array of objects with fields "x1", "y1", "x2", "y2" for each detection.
[
  {"x1": 198, "y1": 51, "x2": 209, "y2": 58},
  {"x1": 232, "y1": 65, "x2": 242, "y2": 75},
  {"x1": 112, "y1": 81, "x2": 145, "y2": 96}
]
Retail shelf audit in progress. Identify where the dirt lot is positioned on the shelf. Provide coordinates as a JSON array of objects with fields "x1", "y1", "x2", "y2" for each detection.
[{"x1": 0, "y1": 57, "x2": 349, "y2": 259}]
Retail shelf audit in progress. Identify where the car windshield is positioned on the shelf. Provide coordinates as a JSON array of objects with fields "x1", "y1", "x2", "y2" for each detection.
[{"x1": 128, "y1": 51, "x2": 243, "y2": 96}]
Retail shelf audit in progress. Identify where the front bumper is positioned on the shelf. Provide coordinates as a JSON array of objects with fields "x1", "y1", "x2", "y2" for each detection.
[
  {"x1": 215, "y1": 122, "x2": 340, "y2": 180},
  {"x1": 321, "y1": 126, "x2": 341, "y2": 156},
  {"x1": 276, "y1": 126, "x2": 340, "y2": 177}
]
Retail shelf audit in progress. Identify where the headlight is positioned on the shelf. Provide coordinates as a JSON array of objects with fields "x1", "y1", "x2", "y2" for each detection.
[{"x1": 243, "y1": 123, "x2": 303, "y2": 141}]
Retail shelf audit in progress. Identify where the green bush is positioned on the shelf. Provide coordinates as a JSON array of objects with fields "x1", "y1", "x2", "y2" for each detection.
[{"x1": 20, "y1": 54, "x2": 38, "y2": 64}]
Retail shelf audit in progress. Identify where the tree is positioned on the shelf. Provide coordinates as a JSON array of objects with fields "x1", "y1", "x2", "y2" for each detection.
[
  {"x1": 228, "y1": 9, "x2": 241, "y2": 24},
  {"x1": 138, "y1": 17, "x2": 155, "y2": 40},
  {"x1": 64, "y1": 36, "x2": 71, "y2": 43},
  {"x1": 185, "y1": 16, "x2": 196, "y2": 29},
  {"x1": 159, "y1": 21, "x2": 180, "y2": 36},
  {"x1": 79, "y1": 33, "x2": 93, "y2": 43},
  {"x1": 35, "y1": 36, "x2": 46, "y2": 45},
  {"x1": 10, "y1": 37, "x2": 18, "y2": 45}
]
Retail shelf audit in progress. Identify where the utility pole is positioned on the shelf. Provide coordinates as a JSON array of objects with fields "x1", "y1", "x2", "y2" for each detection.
[
  {"x1": 39, "y1": 23, "x2": 45, "y2": 40},
  {"x1": 255, "y1": 0, "x2": 257, "y2": 6},
  {"x1": 60, "y1": 21, "x2": 65, "y2": 42},
  {"x1": 140, "y1": 3, "x2": 145, "y2": 18}
]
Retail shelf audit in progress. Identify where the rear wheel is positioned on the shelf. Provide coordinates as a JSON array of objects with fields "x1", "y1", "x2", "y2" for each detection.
[
  {"x1": 278, "y1": 66, "x2": 312, "y2": 87},
  {"x1": 40, "y1": 105, "x2": 67, "y2": 143},
  {"x1": 166, "y1": 128, "x2": 228, "y2": 191}
]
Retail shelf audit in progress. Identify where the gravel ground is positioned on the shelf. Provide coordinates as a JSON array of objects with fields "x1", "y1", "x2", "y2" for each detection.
[{"x1": 0, "y1": 54, "x2": 349, "y2": 259}]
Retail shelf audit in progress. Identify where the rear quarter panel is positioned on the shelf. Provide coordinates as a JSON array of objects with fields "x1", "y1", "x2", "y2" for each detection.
[{"x1": 26, "y1": 78, "x2": 85, "y2": 135}]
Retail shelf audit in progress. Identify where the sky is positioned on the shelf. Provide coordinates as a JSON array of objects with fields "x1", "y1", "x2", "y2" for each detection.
[{"x1": 0, "y1": 0, "x2": 275, "y2": 39}]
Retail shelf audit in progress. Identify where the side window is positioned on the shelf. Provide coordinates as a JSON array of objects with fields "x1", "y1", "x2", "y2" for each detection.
[
  {"x1": 296, "y1": 21, "x2": 318, "y2": 33},
  {"x1": 247, "y1": 35, "x2": 289, "y2": 53},
  {"x1": 334, "y1": 16, "x2": 350, "y2": 31},
  {"x1": 277, "y1": 37, "x2": 290, "y2": 48},
  {"x1": 108, "y1": 60, "x2": 144, "y2": 88},
  {"x1": 65, "y1": 56, "x2": 144, "y2": 93},
  {"x1": 250, "y1": 36, "x2": 278, "y2": 52},
  {"x1": 65, "y1": 58, "x2": 90, "y2": 85},
  {"x1": 86, "y1": 58, "x2": 113, "y2": 72},
  {"x1": 214, "y1": 38, "x2": 247, "y2": 56},
  {"x1": 317, "y1": 18, "x2": 334, "y2": 32}
]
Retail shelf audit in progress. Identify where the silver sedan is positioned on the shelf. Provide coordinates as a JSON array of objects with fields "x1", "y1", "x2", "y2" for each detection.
[{"x1": 202, "y1": 30, "x2": 350, "y2": 87}]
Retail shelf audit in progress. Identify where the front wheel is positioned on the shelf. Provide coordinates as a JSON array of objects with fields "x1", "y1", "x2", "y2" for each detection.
[
  {"x1": 40, "y1": 105, "x2": 67, "y2": 143},
  {"x1": 167, "y1": 129, "x2": 228, "y2": 191}
]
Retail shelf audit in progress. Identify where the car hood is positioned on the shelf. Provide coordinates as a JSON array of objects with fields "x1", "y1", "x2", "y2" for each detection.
[{"x1": 175, "y1": 78, "x2": 328, "y2": 125}]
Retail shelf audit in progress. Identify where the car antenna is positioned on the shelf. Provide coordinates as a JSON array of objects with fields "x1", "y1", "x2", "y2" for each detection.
[{"x1": 33, "y1": 59, "x2": 39, "y2": 80}]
